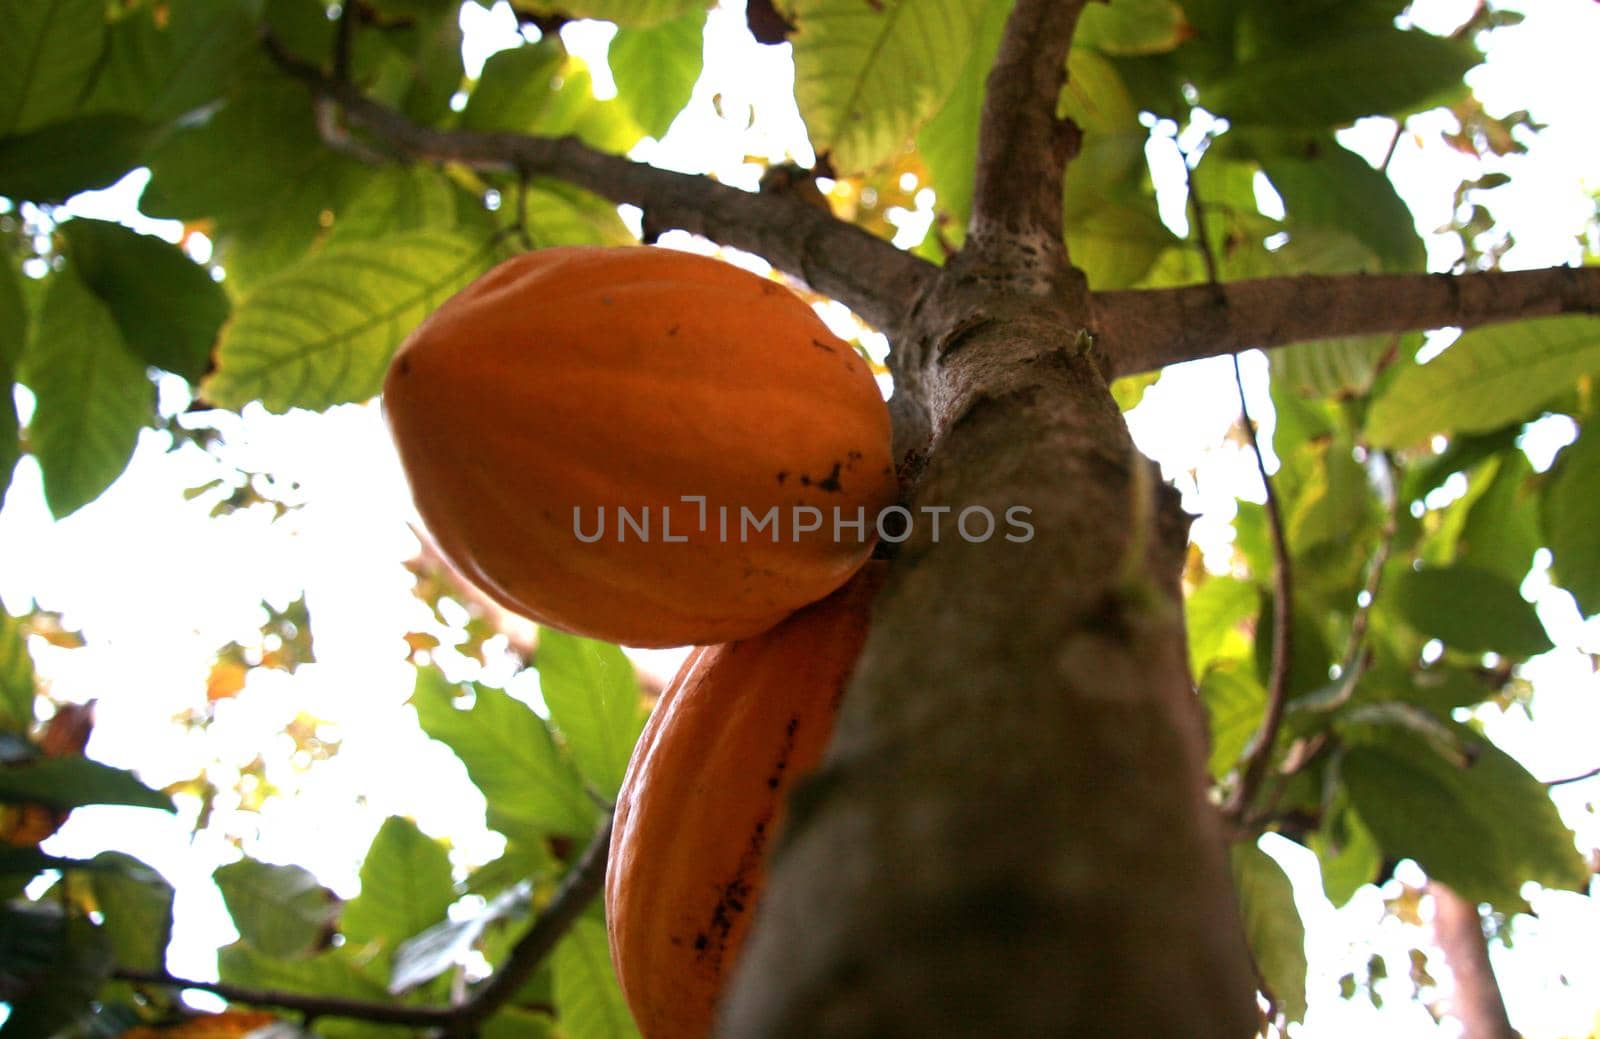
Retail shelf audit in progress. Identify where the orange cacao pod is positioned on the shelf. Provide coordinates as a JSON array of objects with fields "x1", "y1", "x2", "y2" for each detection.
[
  {"x1": 606, "y1": 562, "x2": 885, "y2": 1038},
  {"x1": 383, "y1": 246, "x2": 896, "y2": 648}
]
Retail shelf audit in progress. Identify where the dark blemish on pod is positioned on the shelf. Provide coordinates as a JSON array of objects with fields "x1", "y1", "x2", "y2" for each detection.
[
  {"x1": 810, "y1": 338, "x2": 837, "y2": 353},
  {"x1": 776, "y1": 470, "x2": 788, "y2": 484},
  {"x1": 667, "y1": 324, "x2": 680, "y2": 336},
  {"x1": 396, "y1": 357, "x2": 411, "y2": 376},
  {"x1": 815, "y1": 463, "x2": 843, "y2": 493}
]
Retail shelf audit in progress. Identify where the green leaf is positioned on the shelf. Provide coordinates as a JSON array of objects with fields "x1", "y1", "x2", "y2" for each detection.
[
  {"x1": 1392, "y1": 565, "x2": 1552, "y2": 658},
  {"x1": 61, "y1": 218, "x2": 228, "y2": 381},
  {"x1": 461, "y1": 40, "x2": 566, "y2": 133},
  {"x1": 84, "y1": 0, "x2": 261, "y2": 124},
  {"x1": 326, "y1": 166, "x2": 459, "y2": 245},
  {"x1": 0, "y1": 0, "x2": 107, "y2": 136},
  {"x1": 1110, "y1": 369, "x2": 1159, "y2": 411},
  {"x1": 1249, "y1": 138, "x2": 1424, "y2": 272},
  {"x1": 554, "y1": 915, "x2": 641, "y2": 1039},
  {"x1": 611, "y1": 11, "x2": 705, "y2": 140},
  {"x1": 219, "y1": 942, "x2": 391, "y2": 1002},
  {"x1": 790, "y1": 0, "x2": 985, "y2": 175},
  {"x1": 412, "y1": 670, "x2": 596, "y2": 841},
  {"x1": 0, "y1": 757, "x2": 174, "y2": 812},
  {"x1": 21, "y1": 268, "x2": 154, "y2": 518},
  {"x1": 0, "y1": 908, "x2": 112, "y2": 1039},
  {"x1": 1199, "y1": 662, "x2": 1266, "y2": 781},
  {"x1": 0, "y1": 252, "x2": 23, "y2": 378},
  {"x1": 0, "y1": 612, "x2": 35, "y2": 732},
  {"x1": 0, "y1": 251, "x2": 22, "y2": 502},
  {"x1": 0, "y1": 384, "x2": 16, "y2": 507},
  {"x1": 463, "y1": 49, "x2": 641, "y2": 154},
  {"x1": 521, "y1": 183, "x2": 636, "y2": 249},
  {"x1": 391, "y1": 883, "x2": 528, "y2": 995},
  {"x1": 1455, "y1": 453, "x2": 1538, "y2": 584},
  {"x1": 341, "y1": 817, "x2": 456, "y2": 970},
  {"x1": 1230, "y1": 843, "x2": 1308, "y2": 1023},
  {"x1": 0, "y1": 113, "x2": 158, "y2": 204},
  {"x1": 1309, "y1": 802, "x2": 1381, "y2": 907},
  {"x1": 536, "y1": 630, "x2": 647, "y2": 799},
  {"x1": 508, "y1": 0, "x2": 705, "y2": 27},
  {"x1": 916, "y1": 0, "x2": 1010, "y2": 233},
  {"x1": 1185, "y1": 576, "x2": 1257, "y2": 676},
  {"x1": 388, "y1": 6, "x2": 467, "y2": 125},
  {"x1": 1060, "y1": 50, "x2": 1150, "y2": 221},
  {"x1": 1365, "y1": 317, "x2": 1600, "y2": 448},
  {"x1": 1542, "y1": 425, "x2": 1600, "y2": 616},
  {"x1": 140, "y1": 74, "x2": 374, "y2": 287},
  {"x1": 1273, "y1": 332, "x2": 1414, "y2": 400},
  {"x1": 215, "y1": 858, "x2": 340, "y2": 959},
  {"x1": 1065, "y1": 199, "x2": 1176, "y2": 289},
  {"x1": 1342, "y1": 726, "x2": 1589, "y2": 910},
  {"x1": 88, "y1": 851, "x2": 174, "y2": 972},
  {"x1": 1286, "y1": 437, "x2": 1376, "y2": 555},
  {"x1": 204, "y1": 231, "x2": 492, "y2": 412},
  {"x1": 483, "y1": 1008, "x2": 558, "y2": 1039},
  {"x1": 1076, "y1": 0, "x2": 1188, "y2": 56},
  {"x1": 1202, "y1": 28, "x2": 1477, "y2": 128}
]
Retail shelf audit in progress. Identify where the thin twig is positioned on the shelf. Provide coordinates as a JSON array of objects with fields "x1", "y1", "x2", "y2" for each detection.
[
  {"x1": 332, "y1": 0, "x2": 357, "y2": 82},
  {"x1": 1186, "y1": 161, "x2": 1296, "y2": 823},
  {"x1": 1323, "y1": 451, "x2": 1401, "y2": 711},
  {"x1": 1379, "y1": 119, "x2": 1405, "y2": 174},
  {"x1": 450, "y1": 815, "x2": 612, "y2": 1030},
  {"x1": 112, "y1": 968, "x2": 460, "y2": 1029},
  {"x1": 1184, "y1": 159, "x2": 1224, "y2": 292},
  {"x1": 1225, "y1": 353, "x2": 1295, "y2": 822},
  {"x1": 259, "y1": 31, "x2": 933, "y2": 334},
  {"x1": 1547, "y1": 764, "x2": 1600, "y2": 786},
  {"x1": 115, "y1": 816, "x2": 613, "y2": 1035}
]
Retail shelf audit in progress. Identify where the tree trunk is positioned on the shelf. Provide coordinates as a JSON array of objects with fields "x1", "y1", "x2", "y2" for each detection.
[{"x1": 718, "y1": 277, "x2": 1259, "y2": 1035}]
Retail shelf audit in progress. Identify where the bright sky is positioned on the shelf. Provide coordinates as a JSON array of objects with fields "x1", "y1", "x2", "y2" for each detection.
[{"x1": 3, "y1": 0, "x2": 1598, "y2": 1034}]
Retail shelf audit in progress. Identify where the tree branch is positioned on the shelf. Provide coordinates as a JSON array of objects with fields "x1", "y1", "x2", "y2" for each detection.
[
  {"x1": 1096, "y1": 266, "x2": 1600, "y2": 378},
  {"x1": 1430, "y1": 882, "x2": 1517, "y2": 1039},
  {"x1": 111, "y1": 968, "x2": 461, "y2": 1030},
  {"x1": 115, "y1": 816, "x2": 612, "y2": 1036},
  {"x1": 966, "y1": 0, "x2": 1090, "y2": 273},
  {"x1": 261, "y1": 33, "x2": 935, "y2": 335}
]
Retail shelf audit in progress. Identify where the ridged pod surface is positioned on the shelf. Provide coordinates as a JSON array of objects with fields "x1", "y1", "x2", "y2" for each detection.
[
  {"x1": 606, "y1": 562, "x2": 885, "y2": 1038},
  {"x1": 383, "y1": 246, "x2": 897, "y2": 648}
]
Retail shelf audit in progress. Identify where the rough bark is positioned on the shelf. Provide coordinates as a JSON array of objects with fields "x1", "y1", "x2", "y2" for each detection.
[
  {"x1": 1097, "y1": 267, "x2": 1600, "y2": 378},
  {"x1": 720, "y1": 286, "x2": 1259, "y2": 1036},
  {"x1": 1431, "y1": 883, "x2": 1518, "y2": 1039}
]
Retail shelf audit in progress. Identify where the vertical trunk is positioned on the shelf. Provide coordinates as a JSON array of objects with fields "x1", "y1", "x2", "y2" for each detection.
[
  {"x1": 718, "y1": 289, "x2": 1258, "y2": 1036},
  {"x1": 1432, "y1": 883, "x2": 1517, "y2": 1039}
]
